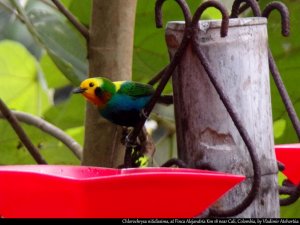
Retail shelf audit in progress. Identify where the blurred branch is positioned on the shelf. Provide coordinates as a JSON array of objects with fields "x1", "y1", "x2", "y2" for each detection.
[
  {"x1": 0, "y1": 99, "x2": 47, "y2": 164},
  {"x1": 51, "y1": 0, "x2": 89, "y2": 41},
  {"x1": 0, "y1": 110, "x2": 83, "y2": 160},
  {"x1": 0, "y1": 0, "x2": 25, "y2": 22},
  {"x1": 12, "y1": 0, "x2": 45, "y2": 45},
  {"x1": 40, "y1": 0, "x2": 57, "y2": 9}
]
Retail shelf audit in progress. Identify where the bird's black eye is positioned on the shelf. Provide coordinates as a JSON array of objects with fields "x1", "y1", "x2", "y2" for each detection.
[{"x1": 89, "y1": 82, "x2": 94, "y2": 87}]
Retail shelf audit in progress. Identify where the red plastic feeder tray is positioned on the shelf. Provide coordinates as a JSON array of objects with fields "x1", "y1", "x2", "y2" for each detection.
[
  {"x1": 0, "y1": 165, "x2": 245, "y2": 218},
  {"x1": 275, "y1": 144, "x2": 300, "y2": 185}
]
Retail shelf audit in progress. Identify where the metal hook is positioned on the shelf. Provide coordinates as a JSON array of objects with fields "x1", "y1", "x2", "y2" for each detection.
[
  {"x1": 279, "y1": 180, "x2": 300, "y2": 206},
  {"x1": 124, "y1": 1, "x2": 194, "y2": 167},
  {"x1": 161, "y1": 158, "x2": 187, "y2": 168},
  {"x1": 191, "y1": 1, "x2": 261, "y2": 217},
  {"x1": 230, "y1": 0, "x2": 261, "y2": 18},
  {"x1": 191, "y1": 0, "x2": 229, "y2": 38},
  {"x1": 155, "y1": 0, "x2": 192, "y2": 28},
  {"x1": 149, "y1": 0, "x2": 191, "y2": 87},
  {"x1": 262, "y1": 1, "x2": 290, "y2": 37},
  {"x1": 261, "y1": 2, "x2": 300, "y2": 140}
]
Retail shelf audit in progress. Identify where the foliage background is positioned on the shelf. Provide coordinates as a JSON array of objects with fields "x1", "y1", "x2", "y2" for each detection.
[{"x1": 0, "y1": 0, "x2": 298, "y2": 217}]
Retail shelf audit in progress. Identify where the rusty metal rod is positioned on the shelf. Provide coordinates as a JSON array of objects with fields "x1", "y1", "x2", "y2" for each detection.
[
  {"x1": 262, "y1": 2, "x2": 289, "y2": 36},
  {"x1": 230, "y1": 0, "x2": 261, "y2": 18},
  {"x1": 280, "y1": 183, "x2": 300, "y2": 206},
  {"x1": 190, "y1": 1, "x2": 261, "y2": 217},
  {"x1": 161, "y1": 158, "x2": 187, "y2": 167},
  {"x1": 124, "y1": 0, "x2": 193, "y2": 168},
  {"x1": 155, "y1": 0, "x2": 192, "y2": 28},
  {"x1": 262, "y1": 3, "x2": 300, "y2": 140},
  {"x1": 238, "y1": 0, "x2": 260, "y2": 15}
]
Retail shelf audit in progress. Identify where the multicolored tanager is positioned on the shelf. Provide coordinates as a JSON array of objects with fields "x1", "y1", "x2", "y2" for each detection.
[{"x1": 73, "y1": 77, "x2": 155, "y2": 127}]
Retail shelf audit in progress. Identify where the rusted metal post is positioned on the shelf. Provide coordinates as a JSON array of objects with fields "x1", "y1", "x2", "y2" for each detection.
[{"x1": 167, "y1": 18, "x2": 279, "y2": 217}]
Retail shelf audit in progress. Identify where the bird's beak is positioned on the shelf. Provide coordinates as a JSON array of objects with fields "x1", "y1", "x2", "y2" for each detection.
[{"x1": 72, "y1": 87, "x2": 87, "y2": 94}]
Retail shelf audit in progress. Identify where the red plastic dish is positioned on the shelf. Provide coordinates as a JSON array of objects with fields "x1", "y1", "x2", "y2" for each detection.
[
  {"x1": 0, "y1": 165, "x2": 245, "y2": 218},
  {"x1": 275, "y1": 144, "x2": 300, "y2": 185}
]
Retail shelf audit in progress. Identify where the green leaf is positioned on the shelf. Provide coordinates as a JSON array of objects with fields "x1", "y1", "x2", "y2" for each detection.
[
  {"x1": 0, "y1": 122, "x2": 36, "y2": 165},
  {"x1": 60, "y1": 0, "x2": 73, "y2": 8},
  {"x1": 0, "y1": 121, "x2": 80, "y2": 165},
  {"x1": 23, "y1": 0, "x2": 88, "y2": 85},
  {"x1": 0, "y1": 40, "x2": 51, "y2": 115},
  {"x1": 43, "y1": 95, "x2": 85, "y2": 130},
  {"x1": 65, "y1": 126, "x2": 84, "y2": 146},
  {"x1": 69, "y1": 0, "x2": 91, "y2": 26},
  {"x1": 273, "y1": 119, "x2": 287, "y2": 139},
  {"x1": 201, "y1": 7, "x2": 223, "y2": 20},
  {"x1": 40, "y1": 140, "x2": 80, "y2": 165},
  {"x1": 0, "y1": 1, "x2": 41, "y2": 58},
  {"x1": 40, "y1": 52, "x2": 70, "y2": 89}
]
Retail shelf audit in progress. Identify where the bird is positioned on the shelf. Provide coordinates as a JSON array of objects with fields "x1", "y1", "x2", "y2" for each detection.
[{"x1": 73, "y1": 77, "x2": 158, "y2": 127}]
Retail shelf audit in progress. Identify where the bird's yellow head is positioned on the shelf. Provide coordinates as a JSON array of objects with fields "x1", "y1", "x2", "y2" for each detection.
[{"x1": 73, "y1": 78, "x2": 104, "y2": 106}]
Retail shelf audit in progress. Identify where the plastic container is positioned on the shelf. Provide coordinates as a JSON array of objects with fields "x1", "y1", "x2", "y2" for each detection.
[
  {"x1": 275, "y1": 144, "x2": 300, "y2": 185},
  {"x1": 0, "y1": 165, "x2": 245, "y2": 218}
]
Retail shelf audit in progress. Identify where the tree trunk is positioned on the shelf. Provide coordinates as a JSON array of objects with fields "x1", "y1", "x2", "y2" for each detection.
[
  {"x1": 82, "y1": 0, "x2": 137, "y2": 167},
  {"x1": 167, "y1": 18, "x2": 279, "y2": 217}
]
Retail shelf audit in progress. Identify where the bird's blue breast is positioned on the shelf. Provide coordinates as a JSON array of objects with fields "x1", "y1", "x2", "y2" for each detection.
[
  {"x1": 99, "y1": 93, "x2": 152, "y2": 126},
  {"x1": 110, "y1": 94, "x2": 151, "y2": 111}
]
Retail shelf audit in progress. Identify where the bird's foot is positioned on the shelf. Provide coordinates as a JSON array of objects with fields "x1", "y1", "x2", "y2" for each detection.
[
  {"x1": 139, "y1": 109, "x2": 149, "y2": 120},
  {"x1": 125, "y1": 135, "x2": 138, "y2": 148},
  {"x1": 120, "y1": 127, "x2": 130, "y2": 145},
  {"x1": 277, "y1": 160, "x2": 285, "y2": 171}
]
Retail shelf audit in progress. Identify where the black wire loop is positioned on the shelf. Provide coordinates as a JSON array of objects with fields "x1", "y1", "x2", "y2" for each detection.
[{"x1": 230, "y1": 0, "x2": 261, "y2": 18}]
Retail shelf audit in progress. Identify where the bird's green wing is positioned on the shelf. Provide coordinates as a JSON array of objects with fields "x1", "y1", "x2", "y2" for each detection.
[{"x1": 114, "y1": 81, "x2": 155, "y2": 97}]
